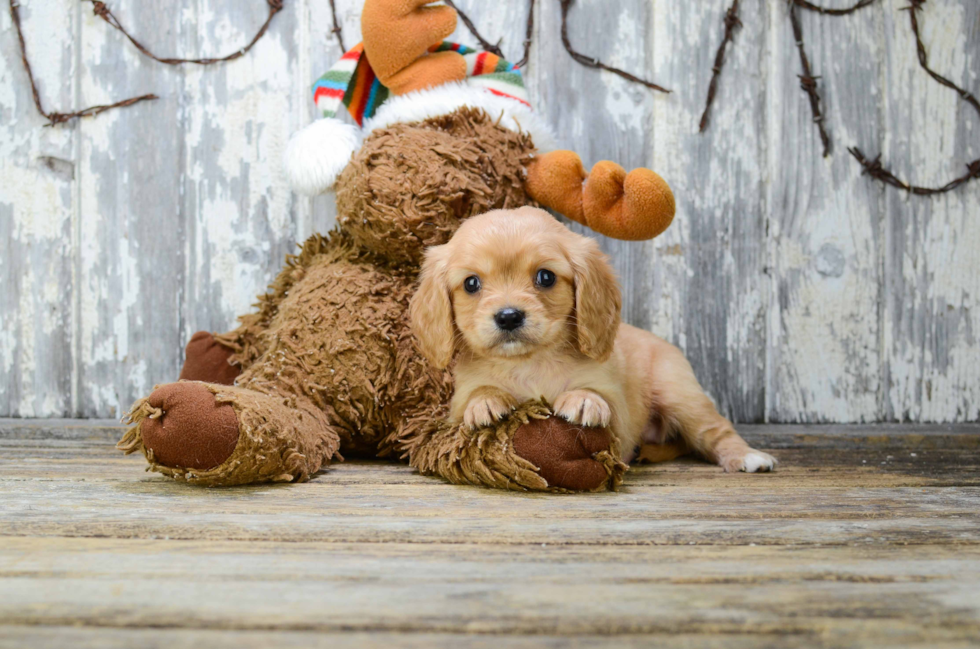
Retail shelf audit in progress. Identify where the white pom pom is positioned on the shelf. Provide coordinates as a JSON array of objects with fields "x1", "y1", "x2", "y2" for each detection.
[{"x1": 283, "y1": 118, "x2": 362, "y2": 196}]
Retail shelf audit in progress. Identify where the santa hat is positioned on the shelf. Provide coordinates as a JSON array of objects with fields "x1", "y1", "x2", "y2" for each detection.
[{"x1": 284, "y1": 42, "x2": 556, "y2": 196}]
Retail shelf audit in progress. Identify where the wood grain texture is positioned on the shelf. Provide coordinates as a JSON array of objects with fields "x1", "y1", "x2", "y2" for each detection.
[
  {"x1": 3, "y1": 421, "x2": 980, "y2": 546},
  {"x1": 1, "y1": 538, "x2": 980, "y2": 639},
  {"x1": 534, "y1": 0, "x2": 658, "y2": 328},
  {"x1": 766, "y1": 0, "x2": 883, "y2": 423},
  {"x1": 179, "y1": 0, "x2": 304, "y2": 346},
  {"x1": 6, "y1": 628, "x2": 968, "y2": 649},
  {"x1": 75, "y1": 0, "x2": 185, "y2": 418},
  {"x1": 879, "y1": 0, "x2": 980, "y2": 422},
  {"x1": 4, "y1": 630, "x2": 963, "y2": 649},
  {"x1": 0, "y1": 0, "x2": 77, "y2": 417},
  {"x1": 6, "y1": 481, "x2": 980, "y2": 545},
  {"x1": 649, "y1": 0, "x2": 768, "y2": 422},
  {"x1": 2, "y1": 422, "x2": 980, "y2": 646},
  {"x1": 1, "y1": 0, "x2": 978, "y2": 422},
  {"x1": 0, "y1": 628, "x2": 974, "y2": 649}
]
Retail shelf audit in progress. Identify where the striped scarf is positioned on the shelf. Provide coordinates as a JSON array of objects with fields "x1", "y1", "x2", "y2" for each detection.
[{"x1": 312, "y1": 41, "x2": 530, "y2": 126}]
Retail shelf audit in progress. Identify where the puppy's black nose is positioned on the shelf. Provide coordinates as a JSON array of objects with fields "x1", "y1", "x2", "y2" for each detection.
[{"x1": 494, "y1": 308, "x2": 525, "y2": 332}]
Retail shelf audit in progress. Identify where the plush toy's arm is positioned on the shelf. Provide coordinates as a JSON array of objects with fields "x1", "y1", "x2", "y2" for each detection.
[
  {"x1": 402, "y1": 400, "x2": 627, "y2": 492},
  {"x1": 525, "y1": 150, "x2": 676, "y2": 241}
]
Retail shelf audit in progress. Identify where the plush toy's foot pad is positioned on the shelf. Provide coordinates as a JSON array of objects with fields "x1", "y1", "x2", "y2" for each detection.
[
  {"x1": 137, "y1": 382, "x2": 240, "y2": 470},
  {"x1": 122, "y1": 382, "x2": 342, "y2": 487},
  {"x1": 178, "y1": 331, "x2": 240, "y2": 385},
  {"x1": 513, "y1": 417, "x2": 623, "y2": 491}
]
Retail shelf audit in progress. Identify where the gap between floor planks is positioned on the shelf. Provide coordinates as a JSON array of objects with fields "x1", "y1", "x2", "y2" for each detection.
[{"x1": 2, "y1": 421, "x2": 979, "y2": 645}]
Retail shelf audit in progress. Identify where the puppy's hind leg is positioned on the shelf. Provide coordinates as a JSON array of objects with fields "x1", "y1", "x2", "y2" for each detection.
[{"x1": 647, "y1": 342, "x2": 776, "y2": 473}]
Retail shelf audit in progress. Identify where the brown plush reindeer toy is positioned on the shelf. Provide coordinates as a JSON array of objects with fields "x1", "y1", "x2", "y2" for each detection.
[{"x1": 119, "y1": 0, "x2": 677, "y2": 491}]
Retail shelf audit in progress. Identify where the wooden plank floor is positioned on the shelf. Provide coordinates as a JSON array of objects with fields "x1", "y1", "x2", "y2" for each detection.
[{"x1": 1, "y1": 420, "x2": 979, "y2": 648}]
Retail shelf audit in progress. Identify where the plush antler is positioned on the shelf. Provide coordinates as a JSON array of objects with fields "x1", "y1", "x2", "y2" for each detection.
[
  {"x1": 361, "y1": 0, "x2": 467, "y2": 95},
  {"x1": 525, "y1": 151, "x2": 675, "y2": 241}
]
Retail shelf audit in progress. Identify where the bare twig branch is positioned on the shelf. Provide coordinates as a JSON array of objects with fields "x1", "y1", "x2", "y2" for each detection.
[
  {"x1": 9, "y1": 0, "x2": 156, "y2": 126},
  {"x1": 850, "y1": 149, "x2": 980, "y2": 195},
  {"x1": 849, "y1": 1, "x2": 980, "y2": 194},
  {"x1": 559, "y1": 0, "x2": 670, "y2": 94},
  {"x1": 444, "y1": 0, "x2": 536, "y2": 68},
  {"x1": 904, "y1": 0, "x2": 980, "y2": 120},
  {"x1": 85, "y1": 0, "x2": 283, "y2": 66},
  {"x1": 444, "y1": 1, "x2": 503, "y2": 57},
  {"x1": 792, "y1": 0, "x2": 876, "y2": 16},
  {"x1": 788, "y1": 1, "x2": 832, "y2": 157},
  {"x1": 514, "y1": 0, "x2": 536, "y2": 69},
  {"x1": 328, "y1": 0, "x2": 346, "y2": 52},
  {"x1": 699, "y1": 0, "x2": 741, "y2": 133}
]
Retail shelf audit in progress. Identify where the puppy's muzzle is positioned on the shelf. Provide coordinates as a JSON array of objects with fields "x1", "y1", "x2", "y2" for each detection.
[{"x1": 494, "y1": 308, "x2": 525, "y2": 332}]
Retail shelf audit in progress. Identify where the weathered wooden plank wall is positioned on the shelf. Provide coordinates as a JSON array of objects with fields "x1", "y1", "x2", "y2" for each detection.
[
  {"x1": 768, "y1": 4, "x2": 884, "y2": 422},
  {"x1": 1, "y1": 0, "x2": 978, "y2": 422}
]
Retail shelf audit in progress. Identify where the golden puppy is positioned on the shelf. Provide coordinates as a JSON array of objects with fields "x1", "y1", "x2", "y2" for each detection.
[{"x1": 410, "y1": 207, "x2": 776, "y2": 473}]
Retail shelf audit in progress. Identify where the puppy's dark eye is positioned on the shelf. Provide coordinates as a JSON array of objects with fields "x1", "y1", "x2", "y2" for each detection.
[
  {"x1": 463, "y1": 275, "x2": 481, "y2": 294},
  {"x1": 535, "y1": 269, "x2": 557, "y2": 288}
]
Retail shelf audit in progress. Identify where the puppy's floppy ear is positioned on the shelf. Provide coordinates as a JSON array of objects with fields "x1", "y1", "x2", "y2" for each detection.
[
  {"x1": 570, "y1": 237, "x2": 621, "y2": 362},
  {"x1": 410, "y1": 244, "x2": 455, "y2": 369}
]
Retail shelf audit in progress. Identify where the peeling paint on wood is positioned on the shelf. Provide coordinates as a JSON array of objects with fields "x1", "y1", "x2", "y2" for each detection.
[
  {"x1": 0, "y1": 0, "x2": 76, "y2": 418},
  {"x1": 766, "y1": 1, "x2": 884, "y2": 423},
  {"x1": 880, "y1": 0, "x2": 980, "y2": 422},
  {"x1": 649, "y1": 0, "x2": 768, "y2": 423},
  {"x1": 0, "y1": 0, "x2": 977, "y2": 422}
]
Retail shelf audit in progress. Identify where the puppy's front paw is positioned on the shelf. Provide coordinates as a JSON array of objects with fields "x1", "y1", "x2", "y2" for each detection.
[
  {"x1": 720, "y1": 448, "x2": 777, "y2": 473},
  {"x1": 464, "y1": 393, "x2": 516, "y2": 430},
  {"x1": 553, "y1": 390, "x2": 611, "y2": 428}
]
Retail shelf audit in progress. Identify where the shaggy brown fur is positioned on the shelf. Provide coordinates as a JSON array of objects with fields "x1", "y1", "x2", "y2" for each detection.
[
  {"x1": 336, "y1": 107, "x2": 536, "y2": 266},
  {"x1": 120, "y1": 381, "x2": 342, "y2": 486},
  {"x1": 122, "y1": 108, "x2": 625, "y2": 489},
  {"x1": 119, "y1": 0, "x2": 679, "y2": 492},
  {"x1": 405, "y1": 399, "x2": 626, "y2": 492}
]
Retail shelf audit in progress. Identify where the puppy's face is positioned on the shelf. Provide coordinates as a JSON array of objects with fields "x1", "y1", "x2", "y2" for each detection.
[
  {"x1": 410, "y1": 207, "x2": 621, "y2": 368},
  {"x1": 448, "y1": 219, "x2": 576, "y2": 359}
]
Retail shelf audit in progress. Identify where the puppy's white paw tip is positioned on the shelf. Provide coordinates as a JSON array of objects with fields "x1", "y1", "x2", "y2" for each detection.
[
  {"x1": 742, "y1": 452, "x2": 776, "y2": 473},
  {"x1": 553, "y1": 391, "x2": 611, "y2": 428}
]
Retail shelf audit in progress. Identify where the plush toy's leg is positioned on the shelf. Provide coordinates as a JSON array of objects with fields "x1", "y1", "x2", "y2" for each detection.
[
  {"x1": 362, "y1": 0, "x2": 466, "y2": 96},
  {"x1": 525, "y1": 150, "x2": 676, "y2": 241},
  {"x1": 119, "y1": 382, "x2": 342, "y2": 486},
  {"x1": 402, "y1": 401, "x2": 627, "y2": 492},
  {"x1": 178, "y1": 331, "x2": 240, "y2": 385}
]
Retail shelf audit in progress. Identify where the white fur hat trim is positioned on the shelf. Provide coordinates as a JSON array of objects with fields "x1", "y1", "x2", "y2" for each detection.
[
  {"x1": 284, "y1": 84, "x2": 556, "y2": 196},
  {"x1": 283, "y1": 118, "x2": 362, "y2": 196},
  {"x1": 364, "y1": 82, "x2": 557, "y2": 153}
]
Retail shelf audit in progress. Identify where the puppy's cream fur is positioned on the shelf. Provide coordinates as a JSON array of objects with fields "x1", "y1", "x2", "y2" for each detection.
[{"x1": 410, "y1": 207, "x2": 775, "y2": 473}]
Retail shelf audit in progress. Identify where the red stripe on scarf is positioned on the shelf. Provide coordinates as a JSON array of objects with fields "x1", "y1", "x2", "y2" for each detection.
[
  {"x1": 341, "y1": 45, "x2": 364, "y2": 61},
  {"x1": 472, "y1": 52, "x2": 487, "y2": 76},
  {"x1": 354, "y1": 65, "x2": 377, "y2": 125},
  {"x1": 314, "y1": 87, "x2": 345, "y2": 103},
  {"x1": 487, "y1": 88, "x2": 531, "y2": 106}
]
